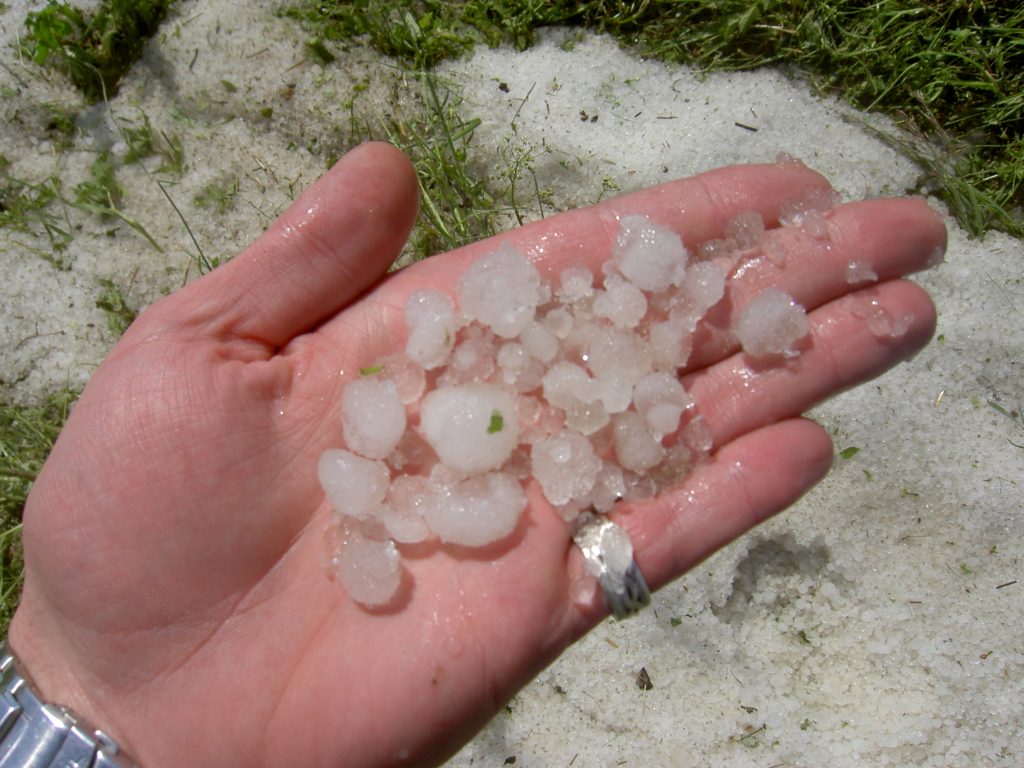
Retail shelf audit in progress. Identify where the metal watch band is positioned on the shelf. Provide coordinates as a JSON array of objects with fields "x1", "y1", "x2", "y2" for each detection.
[{"x1": 0, "y1": 642, "x2": 139, "y2": 768}]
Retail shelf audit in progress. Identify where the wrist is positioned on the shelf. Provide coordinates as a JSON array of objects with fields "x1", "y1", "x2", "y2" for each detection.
[
  {"x1": 6, "y1": 589, "x2": 146, "y2": 766},
  {"x1": 0, "y1": 640, "x2": 140, "y2": 766}
]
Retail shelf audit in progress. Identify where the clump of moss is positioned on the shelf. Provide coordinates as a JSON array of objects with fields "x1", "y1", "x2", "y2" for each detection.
[{"x1": 23, "y1": 0, "x2": 175, "y2": 102}]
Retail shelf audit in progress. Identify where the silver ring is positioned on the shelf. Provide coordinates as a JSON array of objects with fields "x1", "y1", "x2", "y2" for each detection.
[{"x1": 571, "y1": 509, "x2": 651, "y2": 619}]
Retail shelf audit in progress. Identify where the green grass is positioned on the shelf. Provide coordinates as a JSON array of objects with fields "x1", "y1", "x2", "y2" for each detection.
[
  {"x1": 0, "y1": 390, "x2": 77, "y2": 635},
  {"x1": 286, "y1": 0, "x2": 1023, "y2": 238},
  {"x1": 369, "y1": 72, "x2": 501, "y2": 261},
  {"x1": 23, "y1": 0, "x2": 174, "y2": 102}
]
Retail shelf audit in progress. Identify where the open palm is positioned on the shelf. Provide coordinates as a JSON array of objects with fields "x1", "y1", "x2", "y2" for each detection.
[{"x1": 10, "y1": 143, "x2": 944, "y2": 767}]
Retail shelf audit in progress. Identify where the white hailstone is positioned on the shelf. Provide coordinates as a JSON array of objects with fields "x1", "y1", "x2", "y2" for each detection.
[
  {"x1": 424, "y1": 471, "x2": 525, "y2": 546},
  {"x1": 496, "y1": 342, "x2": 545, "y2": 392},
  {"x1": 456, "y1": 244, "x2": 541, "y2": 338},
  {"x1": 612, "y1": 411, "x2": 665, "y2": 472},
  {"x1": 590, "y1": 462, "x2": 626, "y2": 513},
  {"x1": 724, "y1": 210, "x2": 765, "y2": 250},
  {"x1": 857, "y1": 300, "x2": 915, "y2": 340},
  {"x1": 497, "y1": 341, "x2": 528, "y2": 379},
  {"x1": 404, "y1": 290, "x2": 457, "y2": 370},
  {"x1": 371, "y1": 502, "x2": 430, "y2": 544},
  {"x1": 437, "y1": 330, "x2": 496, "y2": 387},
  {"x1": 735, "y1": 287, "x2": 809, "y2": 359},
  {"x1": 542, "y1": 308, "x2": 573, "y2": 339},
  {"x1": 622, "y1": 471, "x2": 658, "y2": 502},
  {"x1": 516, "y1": 395, "x2": 565, "y2": 444},
  {"x1": 564, "y1": 399, "x2": 610, "y2": 435},
  {"x1": 647, "y1": 319, "x2": 692, "y2": 370},
  {"x1": 673, "y1": 261, "x2": 726, "y2": 331},
  {"x1": 584, "y1": 326, "x2": 652, "y2": 382},
  {"x1": 632, "y1": 371, "x2": 692, "y2": 437},
  {"x1": 341, "y1": 377, "x2": 406, "y2": 459},
  {"x1": 681, "y1": 414, "x2": 714, "y2": 453},
  {"x1": 779, "y1": 187, "x2": 839, "y2": 228},
  {"x1": 318, "y1": 449, "x2": 390, "y2": 519},
  {"x1": 613, "y1": 214, "x2": 688, "y2": 292},
  {"x1": 760, "y1": 230, "x2": 788, "y2": 266},
  {"x1": 332, "y1": 527, "x2": 402, "y2": 607},
  {"x1": 593, "y1": 274, "x2": 648, "y2": 328},
  {"x1": 419, "y1": 383, "x2": 519, "y2": 474},
  {"x1": 519, "y1": 320, "x2": 559, "y2": 362},
  {"x1": 542, "y1": 361, "x2": 595, "y2": 410},
  {"x1": 845, "y1": 261, "x2": 878, "y2": 285},
  {"x1": 592, "y1": 374, "x2": 635, "y2": 414},
  {"x1": 531, "y1": 430, "x2": 602, "y2": 506},
  {"x1": 381, "y1": 475, "x2": 436, "y2": 543},
  {"x1": 557, "y1": 264, "x2": 594, "y2": 302},
  {"x1": 584, "y1": 327, "x2": 652, "y2": 412}
]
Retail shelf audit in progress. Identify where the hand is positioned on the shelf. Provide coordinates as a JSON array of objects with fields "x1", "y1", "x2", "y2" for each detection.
[{"x1": 9, "y1": 143, "x2": 944, "y2": 767}]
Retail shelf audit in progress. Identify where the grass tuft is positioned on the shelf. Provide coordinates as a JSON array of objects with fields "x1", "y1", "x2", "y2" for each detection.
[
  {"x1": 23, "y1": 0, "x2": 174, "y2": 102},
  {"x1": 0, "y1": 389, "x2": 77, "y2": 634},
  {"x1": 353, "y1": 72, "x2": 499, "y2": 263}
]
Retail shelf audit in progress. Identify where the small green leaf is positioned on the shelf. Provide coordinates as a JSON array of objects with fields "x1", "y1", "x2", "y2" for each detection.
[
  {"x1": 487, "y1": 409, "x2": 504, "y2": 433},
  {"x1": 839, "y1": 446, "x2": 860, "y2": 459}
]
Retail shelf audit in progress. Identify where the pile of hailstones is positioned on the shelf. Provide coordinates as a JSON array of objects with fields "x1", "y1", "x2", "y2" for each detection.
[{"x1": 318, "y1": 205, "x2": 843, "y2": 607}]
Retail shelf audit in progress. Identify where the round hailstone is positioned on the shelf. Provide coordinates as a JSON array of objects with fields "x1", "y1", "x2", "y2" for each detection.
[
  {"x1": 318, "y1": 449, "x2": 390, "y2": 519},
  {"x1": 519, "y1": 321, "x2": 559, "y2": 363},
  {"x1": 456, "y1": 244, "x2": 541, "y2": 338},
  {"x1": 419, "y1": 383, "x2": 520, "y2": 474},
  {"x1": 583, "y1": 326, "x2": 653, "y2": 413},
  {"x1": 593, "y1": 274, "x2": 648, "y2": 328},
  {"x1": 673, "y1": 261, "x2": 726, "y2": 331},
  {"x1": 613, "y1": 214, "x2": 688, "y2": 292},
  {"x1": 405, "y1": 290, "x2": 457, "y2": 370},
  {"x1": 333, "y1": 528, "x2": 402, "y2": 607},
  {"x1": 341, "y1": 377, "x2": 406, "y2": 459},
  {"x1": 371, "y1": 502, "x2": 430, "y2": 544},
  {"x1": 612, "y1": 411, "x2": 665, "y2": 472},
  {"x1": 632, "y1": 371, "x2": 693, "y2": 437},
  {"x1": 542, "y1": 362, "x2": 595, "y2": 410},
  {"x1": 735, "y1": 288, "x2": 810, "y2": 359},
  {"x1": 590, "y1": 461, "x2": 627, "y2": 513},
  {"x1": 531, "y1": 430, "x2": 601, "y2": 507},
  {"x1": 557, "y1": 265, "x2": 594, "y2": 302},
  {"x1": 424, "y1": 472, "x2": 526, "y2": 546},
  {"x1": 647, "y1": 319, "x2": 692, "y2": 370},
  {"x1": 437, "y1": 330, "x2": 497, "y2": 387},
  {"x1": 543, "y1": 308, "x2": 573, "y2": 339},
  {"x1": 724, "y1": 210, "x2": 765, "y2": 250}
]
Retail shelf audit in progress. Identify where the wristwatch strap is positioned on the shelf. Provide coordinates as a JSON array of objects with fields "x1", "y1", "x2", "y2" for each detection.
[{"x1": 0, "y1": 642, "x2": 139, "y2": 768}]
